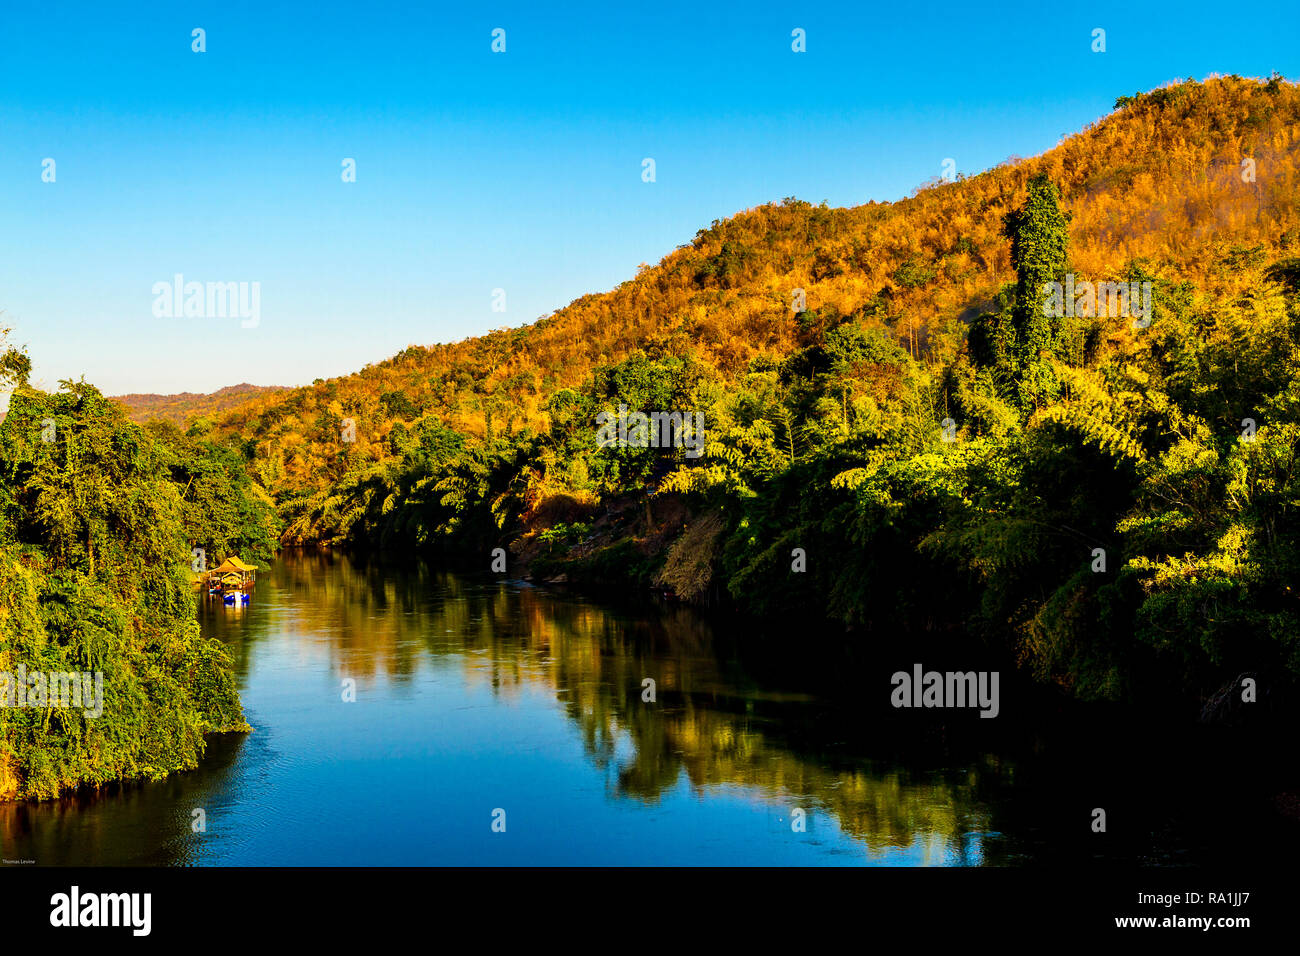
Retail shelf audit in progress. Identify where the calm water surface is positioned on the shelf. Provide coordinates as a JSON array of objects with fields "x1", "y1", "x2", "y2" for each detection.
[{"x1": 1, "y1": 551, "x2": 1287, "y2": 866}]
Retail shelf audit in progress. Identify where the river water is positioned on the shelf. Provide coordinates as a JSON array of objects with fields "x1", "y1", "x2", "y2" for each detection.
[{"x1": 0, "y1": 551, "x2": 1290, "y2": 866}]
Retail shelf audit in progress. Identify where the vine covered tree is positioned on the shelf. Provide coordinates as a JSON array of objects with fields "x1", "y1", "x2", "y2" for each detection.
[{"x1": 971, "y1": 174, "x2": 1072, "y2": 412}]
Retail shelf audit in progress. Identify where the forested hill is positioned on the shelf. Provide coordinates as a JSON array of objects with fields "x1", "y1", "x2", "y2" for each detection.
[
  {"x1": 194, "y1": 74, "x2": 1300, "y2": 706},
  {"x1": 215, "y1": 75, "x2": 1298, "y2": 497}
]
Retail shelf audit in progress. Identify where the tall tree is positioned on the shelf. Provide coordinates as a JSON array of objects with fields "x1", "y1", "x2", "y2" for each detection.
[{"x1": 1006, "y1": 174, "x2": 1071, "y2": 409}]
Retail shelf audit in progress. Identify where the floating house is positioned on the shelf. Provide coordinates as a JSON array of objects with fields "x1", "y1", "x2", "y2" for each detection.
[{"x1": 208, "y1": 557, "x2": 258, "y2": 592}]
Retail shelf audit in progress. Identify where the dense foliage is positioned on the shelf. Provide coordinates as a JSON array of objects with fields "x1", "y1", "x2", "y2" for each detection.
[{"x1": 0, "y1": 372, "x2": 268, "y2": 799}]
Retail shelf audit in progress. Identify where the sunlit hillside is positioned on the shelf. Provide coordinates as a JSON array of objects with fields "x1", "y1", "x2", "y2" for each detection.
[{"x1": 213, "y1": 75, "x2": 1298, "y2": 498}]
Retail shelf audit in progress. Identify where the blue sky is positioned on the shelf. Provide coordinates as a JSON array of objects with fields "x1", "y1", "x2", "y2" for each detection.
[{"x1": 1, "y1": 1, "x2": 1295, "y2": 395}]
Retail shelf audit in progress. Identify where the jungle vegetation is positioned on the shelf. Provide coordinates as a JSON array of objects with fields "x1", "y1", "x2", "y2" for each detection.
[
  {"x1": 4, "y1": 76, "x2": 1298, "y2": 803},
  {"x1": 172, "y1": 76, "x2": 1300, "y2": 704},
  {"x1": 0, "y1": 362, "x2": 272, "y2": 799}
]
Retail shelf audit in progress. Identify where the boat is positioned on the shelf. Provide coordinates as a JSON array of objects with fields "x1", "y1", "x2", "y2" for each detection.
[{"x1": 207, "y1": 557, "x2": 258, "y2": 593}]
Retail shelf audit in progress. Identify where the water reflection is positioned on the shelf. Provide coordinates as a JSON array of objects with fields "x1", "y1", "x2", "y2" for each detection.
[
  {"x1": 1, "y1": 733, "x2": 247, "y2": 866},
  {"x1": 199, "y1": 551, "x2": 1009, "y2": 864}
]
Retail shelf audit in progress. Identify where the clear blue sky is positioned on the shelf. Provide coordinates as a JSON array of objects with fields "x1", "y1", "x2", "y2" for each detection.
[{"x1": 1, "y1": 1, "x2": 1295, "y2": 395}]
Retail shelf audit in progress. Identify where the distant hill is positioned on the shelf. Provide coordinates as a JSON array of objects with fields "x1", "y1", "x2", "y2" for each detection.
[{"x1": 112, "y1": 383, "x2": 289, "y2": 425}]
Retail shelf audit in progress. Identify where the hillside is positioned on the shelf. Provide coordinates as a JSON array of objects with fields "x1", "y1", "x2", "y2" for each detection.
[
  {"x1": 216, "y1": 74, "x2": 1299, "y2": 497},
  {"x1": 113, "y1": 383, "x2": 288, "y2": 425}
]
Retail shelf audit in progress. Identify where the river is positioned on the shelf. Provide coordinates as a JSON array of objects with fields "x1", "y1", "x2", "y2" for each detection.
[{"x1": 0, "y1": 551, "x2": 1289, "y2": 865}]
